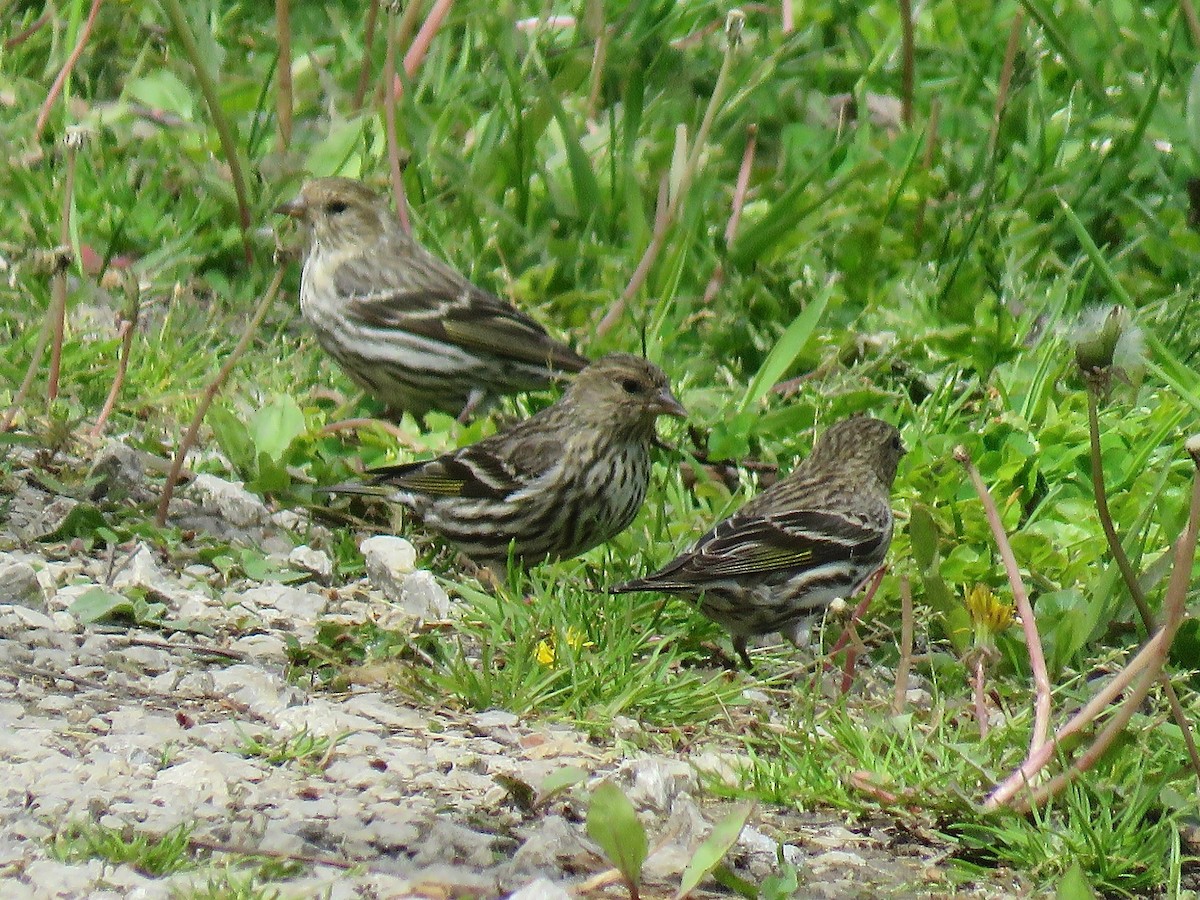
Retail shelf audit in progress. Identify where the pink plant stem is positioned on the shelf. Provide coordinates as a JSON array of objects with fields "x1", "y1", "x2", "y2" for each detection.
[
  {"x1": 0, "y1": 252, "x2": 69, "y2": 433},
  {"x1": 988, "y1": 456, "x2": 1200, "y2": 809},
  {"x1": 703, "y1": 124, "x2": 757, "y2": 305},
  {"x1": 34, "y1": 0, "x2": 104, "y2": 140},
  {"x1": 597, "y1": 174, "x2": 670, "y2": 335},
  {"x1": 90, "y1": 319, "x2": 134, "y2": 439},
  {"x1": 955, "y1": 445, "x2": 1051, "y2": 755},
  {"x1": 972, "y1": 654, "x2": 989, "y2": 739},
  {"x1": 828, "y1": 565, "x2": 886, "y2": 694},
  {"x1": 48, "y1": 138, "x2": 80, "y2": 403},
  {"x1": 352, "y1": 0, "x2": 382, "y2": 110},
  {"x1": 383, "y1": 10, "x2": 411, "y2": 234},
  {"x1": 781, "y1": 0, "x2": 794, "y2": 34},
  {"x1": 1185, "y1": 0, "x2": 1200, "y2": 48},
  {"x1": 725, "y1": 124, "x2": 757, "y2": 245},
  {"x1": 890, "y1": 575, "x2": 913, "y2": 715},
  {"x1": 5, "y1": 11, "x2": 51, "y2": 50},
  {"x1": 393, "y1": 0, "x2": 455, "y2": 99},
  {"x1": 988, "y1": 10, "x2": 1024, "y2": 158},
  {"x1": 155, "y1": 271, "x2": 285, "y2": 527}
]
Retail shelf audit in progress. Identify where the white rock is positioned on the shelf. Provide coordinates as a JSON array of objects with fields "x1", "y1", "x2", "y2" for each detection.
[
  {"x1": 617, "y1": 756, "x2": 697, "y2": 814},
  {"x1": 399, "y1": 570, "x2": 451, "y2": 620},
  {"x1": 509, "y1": 878, "x2": 573, "y2": 900},
  {"x1": 236, "y1": 584, "x2": 328, "y2": 627},
  {"x1": 739, "y1": 824, "x2": 804, "y2": 867},
  {"x1": 154, "y1": 757, "x2": 232, "y2": 807},
  {"x1": 88, "y1": 438, "x2": 154, "y2": 501},
  {"x1": 188, "y1": 473, "x2": 270, "y2": 527},
  {"x1": 472, "y1": 710, "x2": 519, "y2": 729},
  {"x1": 807, "y1": 848, "x2": 867, "y2": 873},
  {"x1": 289, "y1": 544, "x2": 333, "y2": 581},
  {"x1": 0, "y1": 558, "x2": 45, "y2": 609},
  {"x1": 360, "y1": 535, "x2": 418, "y2": 601},
  {"x1": 31, "y1": 496, "x2": 77, "y2": 538},
  {"x1": 2, "y1": 606, "x2": 57, "y2": 630},
  {"x1": 111, "y1": 543, "x2": 166, "y2": 593}
]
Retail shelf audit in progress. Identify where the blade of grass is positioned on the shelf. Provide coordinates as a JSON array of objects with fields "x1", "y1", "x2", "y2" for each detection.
[
  {"x1": 160, "y1": 0, "x2": 255, "y2": 266},
  {"x1": 737, "y1": 280, "x2": 835, "y2": 415}
]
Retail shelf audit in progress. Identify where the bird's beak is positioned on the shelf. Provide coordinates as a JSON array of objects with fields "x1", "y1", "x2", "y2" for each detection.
[
  {"x1": 652, "y1": 388, "x2": 687, "y2": 419},
  {"x1": 274, "y1": 197, "x2": 306, "y2": 219}
]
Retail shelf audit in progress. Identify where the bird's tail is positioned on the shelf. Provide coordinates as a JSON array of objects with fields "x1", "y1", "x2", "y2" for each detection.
[
  {"x1": 314, "y1": 479, "x2": 390, "y2": 498},
  {"x1": 609, "y1": 577, "x2": 662, "y2": 595}
]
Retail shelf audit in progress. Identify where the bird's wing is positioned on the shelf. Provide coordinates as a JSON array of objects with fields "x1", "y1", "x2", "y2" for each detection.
[
  {"x1": 627, "y1": 505, "x2": 888, "y2": 590},
  {"x1": 368, "y1": 448, "x2": 526, "y2": 500},
  {"x1": 368, "y1": 413, "x2": 569, "y2": 500},
  {"x1": 334, "y1": 250, "x2": 588, "y2": 372}
]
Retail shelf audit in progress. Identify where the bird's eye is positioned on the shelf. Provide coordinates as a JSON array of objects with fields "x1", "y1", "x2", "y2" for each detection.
[
  {"x1": 621, "y1": 378, "x2": 644, "y2": 395},
  {"x1": 325, "y1": 201, "x2": 349, "y2": 215}
]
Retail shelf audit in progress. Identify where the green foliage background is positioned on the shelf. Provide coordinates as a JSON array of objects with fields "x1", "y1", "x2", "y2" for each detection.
[{"x1": 3, "y1": 0, "x2": 1200, "y2": 893}]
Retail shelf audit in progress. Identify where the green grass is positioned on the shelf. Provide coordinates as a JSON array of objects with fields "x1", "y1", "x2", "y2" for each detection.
[
  {"x1": 232, "y1": 726, "x2": 348, "y2": 773},
  {"x1": 5, "y1": 0, "x2": 1200, "y2": 894},
  {"x1": 49, "y1": 822, "x2": 196, "y2": 876}
]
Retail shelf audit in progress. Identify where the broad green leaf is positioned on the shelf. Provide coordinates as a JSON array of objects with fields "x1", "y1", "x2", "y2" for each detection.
[
  {"x1": 1055, "y1": 861, "x2": 1097, "y2": 900},
  {"x1": 70, "y1": 588, "x2": 135, "y2": 624},
  {"x1": 536, "y1": 766, "x2": 589, "y2": 808},
  {"x1": 125, "y1": 70, "x2": 196, "y2": 121},
  {"x1": 208, "y1": 403, "x2": 255, "y2": 474},
  {"x1": 586, "y1": 780, "x2": 647, "y2": 889},
  {"x1": 738, "y1": 283, "x2": 834, "y2": 415},
  {"x1": 908, "y1": 504, "x2": 940, "y2": 570},
  {"x1": 675, "y1": 803, "x2": 752, "y2": 899},
  {"x1": 305, "y1": 114, "x2": 369, "y2": 177},
  {"x1": 249, "y1": 395, "x2": 305, "y2": 462},
  {"x1": 42, "y1": 503, "x2": 107, "y2": 543},
  {"x1": 712, "y1": 863, "x2": 760, "y2": 898}
]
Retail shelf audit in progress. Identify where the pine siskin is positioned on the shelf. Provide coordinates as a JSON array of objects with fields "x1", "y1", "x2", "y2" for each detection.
[
  {"x1": 612, "y1": 415, "x2": 904, "y2": 666},
  {"x1": 329, "y1": 353, "x2": 686, "y2": 568},
  {"x1": 275, "y1": 177, "x2": 589, "y2": 419}
]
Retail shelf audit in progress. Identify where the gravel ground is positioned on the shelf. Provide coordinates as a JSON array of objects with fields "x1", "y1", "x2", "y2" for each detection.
[{"x1": 0, "y1": 442, "x2": 1030, "y2": 898}]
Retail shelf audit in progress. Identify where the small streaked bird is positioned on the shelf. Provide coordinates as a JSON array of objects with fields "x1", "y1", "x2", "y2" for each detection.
[
  {"x1": 328, "y1": 354, "x2": 686, "y2": 568},
  {"x1": 275, "y1": 177, "x2": 589, "y2": 419},
  {"x1": 612, "y1": 416, "x2": 904, "y2": 666}
]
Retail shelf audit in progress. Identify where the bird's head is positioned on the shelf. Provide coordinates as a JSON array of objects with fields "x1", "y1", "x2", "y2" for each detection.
[
  {"x1": 275, "y1": 177, "x2": 392, "y2": 248},
  {"x1": 806, "y1": 415, "x2": 905, "y2": 488},
  {"x1": 564, "y1": 353, "x2": 686, "y2": 434}
]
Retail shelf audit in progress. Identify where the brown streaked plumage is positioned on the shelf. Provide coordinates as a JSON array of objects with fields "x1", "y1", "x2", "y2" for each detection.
[
  {"x1": 328, "y1": 354, "x2": 686, "y2": 568},
  {"x1": 613, "y1": 416, "x2": 904, "y2": 666},
  {"x1": 276, "y1": 177, "x2": 588, "y2": 418}
]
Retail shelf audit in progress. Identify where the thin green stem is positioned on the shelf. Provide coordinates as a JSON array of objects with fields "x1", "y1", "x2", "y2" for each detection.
[
  {"x1": 275, "y1": 0, "x2": 292, "y2": 149},
  {"x1": 352, "y1": 0, "x2": 382, "y2": 111},
  {"x1": 160, "y1": 0, "x2": 254, "y2": 266},
  {"x1": 898, "y1": 0, "x2": 914, "y2": 126},
  {"x1": 1086, "y1": 389, "x2": 1200, "y2": 782},
  {"x1": 47, "y1": 134, "x2": 80, "y2": 404}
]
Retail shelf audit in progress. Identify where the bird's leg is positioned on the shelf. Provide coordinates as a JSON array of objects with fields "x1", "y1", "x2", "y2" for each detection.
[
  {"x1": 456, "y1": 388, "x2": 487, "y2": 424},
  {"x1": 453, "y1": 552, "x2": 504, "y2": 591},
  {"x1": 733, "y1": 636, "x2": 754, "y2": 670}
]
